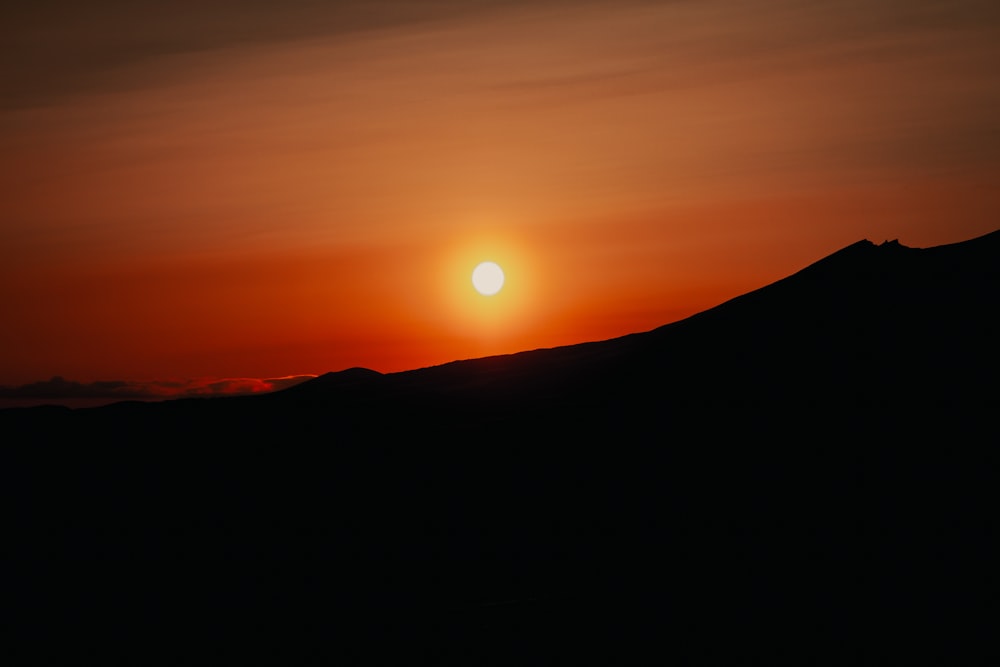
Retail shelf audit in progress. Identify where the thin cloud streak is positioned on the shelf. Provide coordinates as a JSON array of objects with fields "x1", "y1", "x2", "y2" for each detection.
[
  {"x1": 0, "y1": 374, "x2": 316, "y2": 402},
  {"x1": 0, "y1": 0, "x2": 593, "y2": 109}
]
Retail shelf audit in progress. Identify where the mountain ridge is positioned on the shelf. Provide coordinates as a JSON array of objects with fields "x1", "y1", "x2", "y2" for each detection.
[
  {"x1": 263, "y1": 227, "x2": 997, "y2": 412},
  {"x1": 3, "y1": 228, "x2": 995, "y2": 413}
]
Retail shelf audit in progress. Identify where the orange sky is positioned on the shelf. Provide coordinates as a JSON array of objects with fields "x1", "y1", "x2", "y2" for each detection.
[{"x1": 2, "y1": 0, "x2": 999, "y2": 400}]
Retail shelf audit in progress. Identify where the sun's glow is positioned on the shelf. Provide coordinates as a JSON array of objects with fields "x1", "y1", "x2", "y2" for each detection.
[
  {"x1": 472, "y1": 261, "x2": 505, "y2": 296},
  {"x1": 426, "y1": 231, "x2": 544, "y2": 351}
]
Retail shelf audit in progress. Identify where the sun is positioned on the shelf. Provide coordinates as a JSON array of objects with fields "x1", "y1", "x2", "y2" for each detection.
[{"x1": 472, "y1": 261, "x2": 505, "y2": 296}]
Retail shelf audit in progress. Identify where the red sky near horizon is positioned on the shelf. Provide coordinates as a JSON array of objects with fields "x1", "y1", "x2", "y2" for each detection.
[{"x1": 2, "y1": 0, "x2": 1000, "y2": 402}]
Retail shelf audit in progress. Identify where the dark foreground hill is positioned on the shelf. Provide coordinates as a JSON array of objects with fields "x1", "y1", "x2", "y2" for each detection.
[{"x1": 3, "y1": 229, "x2": 998, "y2": 665}]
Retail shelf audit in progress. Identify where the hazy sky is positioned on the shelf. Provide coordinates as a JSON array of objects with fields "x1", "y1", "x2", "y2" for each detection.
[{"x1": 2, "y1": 0, "x2": 999, "y2": 399}]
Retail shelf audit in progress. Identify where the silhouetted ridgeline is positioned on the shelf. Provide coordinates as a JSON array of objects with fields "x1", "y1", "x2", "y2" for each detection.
[{"x1": 2, "y1": 230, "x2": 998, "y2": 665}]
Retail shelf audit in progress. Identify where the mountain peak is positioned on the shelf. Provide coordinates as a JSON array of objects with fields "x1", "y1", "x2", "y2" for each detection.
[{"x1": 281, "y1": 366, "x2": 383, "y2": 394}]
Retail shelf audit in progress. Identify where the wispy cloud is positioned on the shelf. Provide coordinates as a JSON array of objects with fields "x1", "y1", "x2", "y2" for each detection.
[
  {"x1": 0, "y1": 374, "x2": 316, "y2": 400},
  {"x1": 0, "y1": 0, "x2": 568, "y2": 109}
]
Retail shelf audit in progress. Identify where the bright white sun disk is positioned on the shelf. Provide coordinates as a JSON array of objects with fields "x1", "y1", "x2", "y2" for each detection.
[{"x1": 472, "y1": 261, "x2": 504, "y2": 295}]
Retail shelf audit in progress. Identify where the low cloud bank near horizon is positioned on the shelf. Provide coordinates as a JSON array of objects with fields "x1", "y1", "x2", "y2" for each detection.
[{"x1": 0, "y1": 374, "x2": 317, "y2": 401}]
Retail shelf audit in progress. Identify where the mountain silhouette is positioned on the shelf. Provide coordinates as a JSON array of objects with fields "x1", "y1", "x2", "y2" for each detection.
[{"x1": 2, "y1": 229, "x2": 997, "y2": 665}]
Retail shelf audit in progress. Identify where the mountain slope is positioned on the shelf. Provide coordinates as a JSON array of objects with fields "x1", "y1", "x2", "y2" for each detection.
[{"x1": 265, "y1": 227, "x2": 998, "y2": 436}]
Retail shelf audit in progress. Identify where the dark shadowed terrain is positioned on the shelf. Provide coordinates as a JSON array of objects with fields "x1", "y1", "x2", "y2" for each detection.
[{"x1": 3, "y1": 229, "x2": 998, "y2": 665}]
